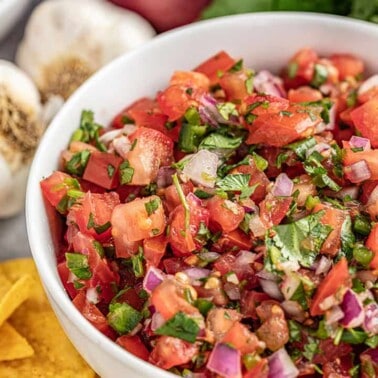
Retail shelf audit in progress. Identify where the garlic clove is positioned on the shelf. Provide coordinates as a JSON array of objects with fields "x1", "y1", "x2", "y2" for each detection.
[
  {"x1": 16, "y1": 0, "x2": 156, "y2": 101},
  {"x1": 0, "y1": 60, "x2": 43, "y2": 218}
]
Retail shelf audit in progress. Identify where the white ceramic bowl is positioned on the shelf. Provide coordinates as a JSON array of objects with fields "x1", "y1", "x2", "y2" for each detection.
[
  {"x1": 0, "y1": 0, "x2": 31, "y2": 41},
  {"x1": 26, "y1": 13, "x2": 378, "y2": 378}
]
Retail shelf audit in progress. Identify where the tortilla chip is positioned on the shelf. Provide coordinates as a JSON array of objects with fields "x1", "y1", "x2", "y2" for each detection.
[
  {"x1": 0, "y1": 259, "x2": 95, "y2": 378},
  {"x1": 0, "y1": 322, "x2": 34, "y2": 361},
  {"x1": 0, "y1": 275, "x2": 33, "y2": 327}
]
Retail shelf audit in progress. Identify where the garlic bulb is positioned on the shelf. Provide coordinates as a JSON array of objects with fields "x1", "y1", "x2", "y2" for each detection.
[
  {"x1": 0, "y1": 60, "x2": 43, "y2": 218},
  {"x1": 16, "y1": 0, "x2": 155, "y2": 101}
]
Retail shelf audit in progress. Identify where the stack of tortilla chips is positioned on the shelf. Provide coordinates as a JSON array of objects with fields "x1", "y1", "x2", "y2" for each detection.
[{"x1": 0, "y1": 258, "x2": 95, "y2": 377}]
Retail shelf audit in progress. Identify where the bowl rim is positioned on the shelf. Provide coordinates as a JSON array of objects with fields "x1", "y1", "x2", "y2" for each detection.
[{"x1": 26, "y1": 11, "x2": 378, "y2": 377}]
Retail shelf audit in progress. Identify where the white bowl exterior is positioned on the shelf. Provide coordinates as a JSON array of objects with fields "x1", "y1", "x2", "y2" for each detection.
[
  {"x1": 0, "y1": 0, "x2": 31, "y2": 41},
  {"x1": 27, "y1": 13, "x2": 378, "y2": 378}
]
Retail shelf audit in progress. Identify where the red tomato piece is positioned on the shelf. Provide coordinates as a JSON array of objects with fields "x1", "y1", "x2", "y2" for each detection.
[
  {"x1": 143, "y1": 234, "x2": 168, "y2": 268},
  {"x1": 194, "y1": 50, "x2": 236, "y2": 84},
  {"x1": 116, "y1": 335, "x2": 150, "y2": 361},
  {"x1": 219, "y1": 70, "x2": 250, "y2": 101},
  {"x1": 40, "y1": 171, "x2": 75, "y2": 207},
  {"x1": 170, "y1": 71, "x2": 210, "y2": 90},
  {"x1": 343, "y1": 148, "x2": 378, "y2": 181},
  {"x1": 330, "y1": 54, "x2": 364, "y2": 80},
  {"x1": 366, "y1": 223, "x2": 378, "y2": 270},
  {"x1": 240, "y1": 291, "x2": 271, "y2": 320},
  {"x1": 207, "y1": 195, "x2": 245, "y2": 233},
  {"x1": 288, "y1": 86, "x2": 323, "y2": 103},
  {"x1": 149, "y1": 336, "x2": 198, "y2": 370},
  {"x1": 72, "y1": 291, "x2": 115, "y2": 338},
  {"x1": 162, "y1": 257, "x2": 190, "y2": 275},
  {"x1": 244, "y1": 94, "x2": 289, "y2": 116},
  {"x1": 243, "y1": 358, "x2": 269, "y2": 378},
  {"x1": 126, "y1": 127, "x2": 174, "y2": 185},
  {"x1": 57, "y1": 261, "x2": 77, "y2": 299},
  {"x1": 259, "y1": 196, "x2": 292, "y2": 227},
  {"x1": 163, "y1": 181, "x2": 194, "y2": 213},
  {"x1": 350, "y1": 98, "x2": 378, "y2": 148},
  {"x1": 310, "y1": 257, "x2": 350, "y2": 316},
  {"x1": 111, "y1": 195, "x2": 166, "y2": 243},
  {"x1": 214, "y1": 229, "x2": 254, "y2": 252},
  {"x1": 358, "y1": 86, "x2": 378, "y2": 104},
  {"x1": 150, "y1": 278, "x2": 199, "y2": 320},
  {"x1": 157, "y1": 85, "x2": 193, "y2": 121}
]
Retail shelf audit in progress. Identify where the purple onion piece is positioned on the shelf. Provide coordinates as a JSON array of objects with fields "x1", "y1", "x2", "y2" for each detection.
[
  {"x1": 344, "y1": 160, "x2": 372, "y2": 183},
  {"x1": 340, "y1": 289, "x2": 364, "y2": 328},
  {"x1": 186, "y1": 192, "x2": 203, "y2": 207},
  {"x1": 224, "y1": 283, "x2": 241, "y2": 300},
  {"x1": 254, "y1": 70, "x2": 286, "y2": 98},
  {"x1": 272, "y1": 173, "x2": 294, "y2": 197},
  {"x1": 363, "y1": 303, "x2": 378, "y2": 334},
  {"x1": 156, "y1": 166, "x2": 176, "y2": 188},
  {"x1": 268, "y1": 348, "x2": 299, "y2": 378},
  {"x1": 325, "y1": 305, "x2": 345, "y2": 326},
  {"x1": 358, "y1": 74, "x2": 378, "y2": 96},
  {"x1": 324, "y1": 103, "x2": 336, "y2": 130},
  {"x1": 143, "y1": 267, "x2": 164, "y2": 293},
  {"x1": 183, "y1": 268, "x2": 211, "y2": 286},
  {"x1": 207, "y1": 343, "x2": 242, "y2": 378},
  {"x1": 151, "y1": 311, "x2": 165, "y2": 331},
  {"x1": 235, "y1": 250, "x2": 256, "y2": 266},
  {"x1": 315, "y1": 256, "x2": 332, "y2": 275},
  {"x1": 259, "y1": 278, "x2": 284, "y2": 301},
  {"x1": 350, "y1": 135, "x2": 371, "y2": 150}
]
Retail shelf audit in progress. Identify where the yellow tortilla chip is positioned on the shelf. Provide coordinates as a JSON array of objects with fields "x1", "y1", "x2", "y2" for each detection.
[
  {"x1": 0, "y1": 275, "x2": 33, "y2": 327},
  {"x1": 0, "y1": 322, "x2": 34, "y2": 361},
  {"x1": 0, "y1": 258, "x2": 95, "y2": 378}
]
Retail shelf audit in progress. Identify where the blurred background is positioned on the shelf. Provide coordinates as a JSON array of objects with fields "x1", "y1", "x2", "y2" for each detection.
[{"x1": 0, "y1": 0, "x2": 377, "y2": 261}]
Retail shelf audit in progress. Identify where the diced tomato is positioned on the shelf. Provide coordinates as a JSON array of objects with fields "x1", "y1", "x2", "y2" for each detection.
[
  {"x1": 361, "y1": 180, "x2": 378, "y2": 204},
  {"x1": 57, "y1": 261, "x2": 77, "y2": 299},
  {"x1": 350, "y1": 98, "x2": 378, "y2": 148},
  {"x1": 360, "y1": 349, "x2": 378, "y2": 377},
  {"x1": 339, "y1": 107, "x2": 355, "y2": 127},
  {"x1": 214, "y1": 229, "x2": 254, "y2": 252},
  {"x1": 313, "y1": 203, "x2": 347, "y2": 256},
  {"x1": 330, "y1": 53, "x2": 364, "y2": 80},
  {"x1": 170, "y1": 71, "x2": 210, "y2": 90},
  {"x1": 82, "y1": 152, "x2": 122, "y2": 190},
  {"x1": 358, "y1": 85, "x2": 378, "y2": 104},
  {"x1": 150, "y1": 278, "x2": 199, "y2": 320},
  {"x1": 40, "y1": 171, "x2": 75, "y2": 207},
  {"x1": 149, "y1": 336, "x2": 198, "y2": 370},
  {"x1": 68, "y1": 191, "x2": 119, "y2": 242},
  {"x1": 163, "y1": 257, "x2": 190, "y2": 275},
  {"x1": 366, "y1": 224, "x2": 378, "y2": 270},
  {"x1": 157, "y1": 85, "x2": 193, "y2": 121},
  {"x1": 288, "y1": 86, "x2": 322, "y2": 103},
  {"x1": 259, "y1": 195, "x2": 292, "y2": 227},
  {"x1": 143, "y1": 234, "x2": 168, "y2": 268},
  {"x1": 113, "y1": 287, "x2": 145, "y2": 311},
  {"x1": 168, "y1": 196, "x2": 209, "y2": 256},
  {"x1": 240, "y1": 291, "x2": 271, "y2": 320},
  {"x1": 71, "y1": 232, "x2": 119, "y2": 303},
  {"x1": 73, "y1": 291, "x2": 115, "y2": 339},
  {"x1": 207, "y1": 195, "x2": 245, "y2": 233},
  {"x1": 343, "y1": 148, "x2": 378, "y2": 181},
  {"x1": 221, "y1": 321, "x2": 260, "y2": 354},
  {"x1": 194, "y1": 50, "x2": 236, "y2": 84},
  {"x1": 310, "y1": 257, "x2": 350, "y2": 316},
  {"x1": 313, "y1": 339, "x2": 352, "y2": 365},
  {"x1": 111, "y1": 195, "x2": 166, "y2": 243},
  {"x1": 163, "y1": 181, "x2": 194, "y2": 213},
  {"x1": 116, "y1": 335, "x2": 150, "y2": 361},
  {"x1": 244, "y1": 94, "x2": 289, "y2": 116},
  {"x1": 219, "y1": 70, "x2": 250, "y2": 101},
  {"x1": 246, "y1": 104, "x2": 321, "y2": 147},
  {"x1": 126, "y1": 127, "x2": 174, "y2": 185}
]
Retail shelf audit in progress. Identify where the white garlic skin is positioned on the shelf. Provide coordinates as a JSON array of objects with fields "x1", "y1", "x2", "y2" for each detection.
[
  {"x1": 16, "y1": 0, "x2": 156, "y2": 99},
  {"x1": 0, "y1": 60, "x2": 42, "y2": 218}
]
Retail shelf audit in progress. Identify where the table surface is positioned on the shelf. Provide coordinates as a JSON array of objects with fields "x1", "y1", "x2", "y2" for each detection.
[{"x1": 0, "y1": 0, "x2": 41, "y2": 261}]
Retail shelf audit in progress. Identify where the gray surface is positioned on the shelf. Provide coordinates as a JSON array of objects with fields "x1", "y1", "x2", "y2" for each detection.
[{"x1": 0, "y1": 0, "x2": 41, "y2": 260}]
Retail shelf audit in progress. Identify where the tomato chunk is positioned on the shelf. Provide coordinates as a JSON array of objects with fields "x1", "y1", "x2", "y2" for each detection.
[
  {"x1": 288, "y1": 86, "x2": 323, "y2": 103},
  {"x1": 343, "y1": 148, "x2": 378, "y2": 181},
  {"x1": 116, "y1": 335, "x2": 150, "y2": 361},
  {"x1": 170, "y1": 71, "x2": 210, "y2": 90},
  {"x1": 330, "y1": 53, "x2": 364, "y2": 80},
  {"x1": 40, "y1": 171, "x2": 75, "y2": 208},
  {"x1": 366, "y1": 223, "x2": 378, "y2": 270},
  {"x1": 143, "y1": 234, "x2": 168, "y2": 268}
]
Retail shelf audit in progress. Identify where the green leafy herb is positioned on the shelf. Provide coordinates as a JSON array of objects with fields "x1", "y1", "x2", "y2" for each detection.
[
  {"x1": 107, "y1": 164, "x2": 115, "y2": 178},
  {"x1": 303, "y1": 337, "x2": 319, "y2": 361},
  {"x1": 130, "y1": 139, "x2": 138, "y2": 151},
  {"x1": 229, "y1": 59, "x2": 243, "y2": 72},
  {"x1": 119, "y1": 160, "x2": 134, "y2": 185},
  {"x1": 121, "y1": 115, "x2": 134, "y2": 125},
  {"x1": 311, "y1": 64, "x2": 328, "y2": 88},
  {"x1": 216, "y1": 173, "x2": 250, "y2": 191},
  {"x1": 266, "y1": 211, "x2": 332, "y2": 270},
  {"x1": 155, "y1": 312, "x2": 200, "y2": 343},
  {"x1": 145, "y1": 198, "x2": 161, "y2": 216},
  {"x1": 194, "y1": 189, "x2": 214, "y2": 199},
  {"x1": 252, "y1": 152, "x2": 268, "y2": 171},
  {"x1": 286, "y1": 137, "x2": 316, "y2": 160},
  {"x1": 347, "y1": 89, "x2": 358, "y2": 108},
  {"x1": 288, "y1": 320, "x2": 302, "y2": 342},
  {"x1": 366, "y1": 335, "x2": 378, "y2": 348},
  {"x1": 131, "y1": 248, "x2": 144, "y2": 278},
  {"x1": 178, "y1": 123, "x2": 208, "y2": 153},
  {"x1": 65, "y1": 253, "x2": 92, "y2": 280},
  {"x1": 239, "y1": 213, "x2": 252, "y2": 234},
  {"x1": 276, "y1": 152, "x2": 289, "y2": 169},
  {"x1": 287, "y1": 62, "x2": 298, "y2": 78},
  {"x1": 65, "y1": 150, "x2": 91, "y2": 176},
  {"x1": 199, "y1": 133, "x2": 243, "y2": 153},
  {"x1": 340, "y1": 215, "x2": 355, "y2": 260},
  {"x1": 341, "y1": 329, "x2": 367, "y2": 344},
  {"x1": 280, "y1": 110, "x2": 293, "y2": 117},
  {"x1": 245, "y1": 74, "x2": 254, "y2": 94},
  {"x1": 107, "y1": 302, "x2": 142, "y2": 334},
  {"x1": 216, "y1": 102, "x2": 239, "y2": 120},
  {"x1": 93, "y1": 240, "x2": 105, "y2": 258},
  {"x1": 73, "y1": 280, "x2": 85, "y2": 290}
]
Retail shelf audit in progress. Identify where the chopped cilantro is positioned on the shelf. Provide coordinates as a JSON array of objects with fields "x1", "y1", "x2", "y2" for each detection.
[
  {"x1": 216, "y1": 173, "x2": 250, "y2": 192},
  {"x1": 347, "y1": 89, "x2": 358, "y2": 108},
  {"x1": 340, "y1": 215, "x2": 355, "y2": 260},
  {"x1": 303, "y1": 337, "x2": 319, "y2": 361},
  {"x1": 280, "y1": 110, "x2": 293, "y2": 117},
  {"x1": 229, "y1": 59, "x2": 243, "y2": 72},
  {"x1": 341, "y1": 329, "x2": 367, "y2": 344},
  {"x1": 144, "y1": 198, "x2": 161, "y2": 216},
  {"x1": 286, "y1": 137, "x2": 316, "y2": 160},
  {"x1": 119, "y1": 160, "x2": 134, "y2": 185},
  {"x1": 65, "y1": 253, "x2": 92, "y2": 280},
  {"x1": 311, "y1": 64, "x2": 328, "y2": 88},
  {"x1": 130, "y1": 138, "x2": 138, "y2": 151},
  {"x1": 107, "y1": 302, "x2": 142, "y2": 334},
  {"x1": 199, "y1": 133, "x2": 243, "y2": 153},
  {"x1": 155, "y1": 312, "x2": 200, "y2": 343},
  {"x1": 288, "y1": 320, "x2": 302, "y2": 342},
  {"x1": 216, "y1": 102, "x2": 239, "y2": 120},
  {"x1": 131, "y1": 248, "x2": 144, "y2": 278},
  {"x1": 287, "y1": 62, "x2": 298, "y2": 79},
  {"x1": 252, "y1": 152, "x2": 268, "y2": 171},
  {"x1": 65, "y1": 150, "x2": 90, "y2": 176},
  {"x1": 107, "y1": 164, "x2": 115, "y2": 178},
  {"x1": 194, "y1": 189, "x2": 214, "y2": 199}
]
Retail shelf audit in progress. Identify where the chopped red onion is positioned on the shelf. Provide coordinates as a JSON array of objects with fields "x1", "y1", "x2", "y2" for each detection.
[
  {"x1": 249, "y1": 215, "x2": 267, "y2": 237},
  {"x1": 350, "y1": 136, "x2": 371, "y2": 151},
  {"x1": 268, "y1": 348, "x2": 299, "y2": 378},
  {"x1": 182, "y1": 150, "x2": 219, "y2": 188},
  {"x1": 344, "y1": 160, "x2": 372, "y2": 183},
  {"x1": 151, "y1": 311, "x2": 165, "y2": 331},
  {"x1": 340, "y1": 289, "x2": 364, "y2": 328},
  {"x1": 207, "y1": 343, "x2": 242, "y2": 378},
  {"x1": 235, "y1": 250, "x2": 256, "y2": 266},
  {"x1": 363, "y1": 303, "x2": 378, "y2": 335},
  {"x1": 186, "y1": 192, "x2": 203, "y2": 207},
  {"x1": 368, "y1": 185, "x2": 378, "y2": 206},
  {"x1": 256, "y1": 270, "x2": 279, "y2": 281},
  {"x1": 224, "y1": 283, "x2": 241, "y2": 300},
  {"x1": 259, "y1": 278, "x2": 284, "y2": 301},
  {"x1": 143, "y1": 267, "x2": 164, "y2": 293},
  {"x1": 357, "y1": 270, "x2": 377, "y2": 283},
  {"x1": 325, "y1": 305, "x2": 345, "y2": 325},
  {"x1": 272, "y1": 173, "x2": 293, "y2": 197},
  {"x1": 112, "y1": 135, "x2": 131, "y2": 158},
  {"x1": 325, "y1": 186, "x2": 359, "y2": 201},
  {"x1": 324, "y1": 103, "x2": 336, "y2": 130},
  {"x1": 358, "y1": 74, "x2": 378, "y2": 96},
  {"x1": 281, "y1": 300, "x2": 305, "y2": 322},
  {"x1": 315, "y1": 256, "x2": 332, "y2": 275},
  {"x1": 306, "y1": 142, "x2": 331, "y2": 158},
  {"x1": 280, "y1": 274, "x2": 301, "y2": 301},
  {"x1": 183, "y1": 268, "x2": 211, "y2": 286},
  {"x1": 86, "y1": 287, "x2": 100, "y2": 304},
  {"x1": 156, "y1": 166, "x2": 175, "y2": 188},
  {"x1": 254, "y1": 70, "x2": 286, "y2": 98}
]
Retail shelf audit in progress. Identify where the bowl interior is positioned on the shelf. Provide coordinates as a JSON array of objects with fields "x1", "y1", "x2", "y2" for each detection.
[{"x1": 26, "y1": 12, "x2": 378, "y2": 377}]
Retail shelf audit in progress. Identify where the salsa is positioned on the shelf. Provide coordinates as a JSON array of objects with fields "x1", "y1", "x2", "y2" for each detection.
[{"x1": 41, "y1": 48, "x2": 378, "y2": 377}]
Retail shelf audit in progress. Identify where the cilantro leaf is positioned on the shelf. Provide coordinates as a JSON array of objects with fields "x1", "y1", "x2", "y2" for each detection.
[
  {"x1": 286, "y1": 137, "x2": 316, "y2": 160},
  {"x1": 155, "y1": 312, "x2": 200, "y2": 343},
  {"x1": 144, "y1": 198, "x2": 161, "y2": 216},
  {"x1": 65, "y1": 252, "x2": 92, "y2": 280},
  {"x1": 65, "y1": 150, "x2": 91, "y2": 176},
  {"x1": 216, "y1": 102, "x2": 239, "y2": 120},
  {"x1": 107, "y1": 302, "x2": 142, "y2": 334},
  {"x1": 266, "y1": 211, "x2": 332, "y2": 270},
  {"x1": 216, "y1": 173, "x2": 251, "y2": 191},
  {"x1": 199, "y1": 133, "x2": 243, "y2": 152},
  {"x1": 119, "y1": 160, "x2": 134, "y2": 185}
]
